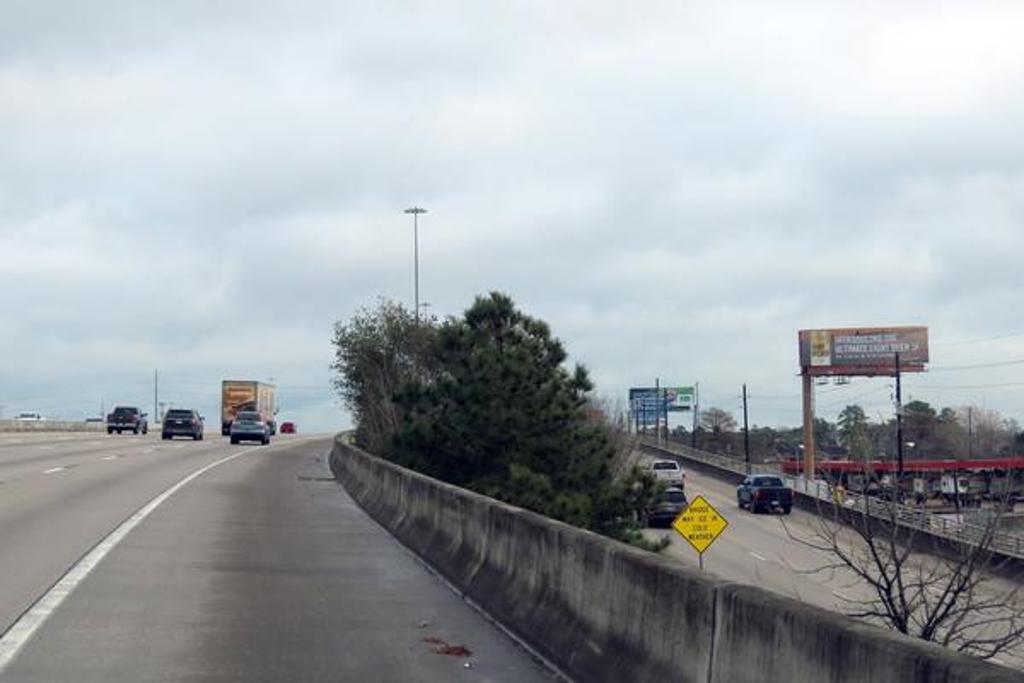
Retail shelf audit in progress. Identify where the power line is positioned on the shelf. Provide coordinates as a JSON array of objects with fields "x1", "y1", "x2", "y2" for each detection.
[
  {"x1": 929, "y1": 359, "x2": 1024, "y2": 372},
  {"x1": 905, "y1": 381, "x2": 1024, "y2": 391},
  {"x1": 932, "y1": 331, "x2": 1024, "y2": 346},
  {"x1": 816, "y1": 385, "x2": 890, "y2": 411}
]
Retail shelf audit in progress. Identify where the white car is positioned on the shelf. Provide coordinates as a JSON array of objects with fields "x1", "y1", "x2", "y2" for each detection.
[
  {"x1": 14, "y1": 411, "x2": 45, "y2": 421},
  {"x1": 649, "y1": 459, "x2": 685, "y2": 489}
]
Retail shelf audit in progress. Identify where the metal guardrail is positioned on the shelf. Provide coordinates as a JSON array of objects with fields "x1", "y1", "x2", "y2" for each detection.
[{"x1": 639, "y1": 436, "x2": 1024, "y2": 560}]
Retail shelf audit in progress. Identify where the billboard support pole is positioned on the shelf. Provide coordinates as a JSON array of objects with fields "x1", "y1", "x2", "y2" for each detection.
[
  {"x1": 802, "y1": 373, "x2": 815, "y2": 480},
  {"x1": 895, "y1": 352, "x2": 904, "y2": 479}
]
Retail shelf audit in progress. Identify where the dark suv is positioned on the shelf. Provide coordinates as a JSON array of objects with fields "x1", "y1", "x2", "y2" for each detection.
[
  {"x1": 162, "y1": 409, "x2": 204, "y2": 440},
  {"x1": 107, "y1": 406, "x2": 148, "y2": 434}
]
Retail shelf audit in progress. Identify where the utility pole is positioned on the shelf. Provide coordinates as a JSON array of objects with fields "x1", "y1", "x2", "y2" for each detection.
[
  {"x1": 654, "y1": 377, "x2": 661, "y2": 444},
  {"x1": 895, "y1": 352, "x2": 904, "y2": 479},
  {"x1": 663, "y1": 383, "x2": 670, "y2": 443},
  {"x1": 154, "y1": 370, "x2": 159, "y2": 424},
  {"x1": 968, "y1": 407, "x2": 974, "y2": 459},
  {"x1": 692, "y1": 382, "x2": 700, "y2": 449},
  {"x1": 404, "y1": 207, "x2": 427, "y2": 322},
  {"x1": 742, "y1": 383, "x2": 750, "y2": 474}
]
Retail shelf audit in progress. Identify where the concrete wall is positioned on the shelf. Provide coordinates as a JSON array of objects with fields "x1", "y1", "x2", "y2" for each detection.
[
  {"x1": 330, "y1": 436, "x2": 1021, "y2": 683},
  {"x1": 0, "y1": 420, "x2": 106, "y2": 433}
]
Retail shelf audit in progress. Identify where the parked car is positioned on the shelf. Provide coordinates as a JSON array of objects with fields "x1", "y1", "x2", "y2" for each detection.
[
  {"x1": 737, "y1": 474, "x2": 793, "y2": 514},
  {"x1": 649, "y1": 459, "x2": 685, "y2": 489},
  {"x1": 280, "y1": 421, "x2": 296, "y2": 434},
  {"x1": 107, "y1": 406, "x2": 148, "y2": 434},
  {"x1": 645, "y1": 486, "x2": 688, "y2": 527},
  {"x1": 230, "y1": 410, "x2": 270, "y2": 445},
  {"x1": 14, "y1": 411, "x2": 45, "y2": 421},
  {"x1": 162, "y1": 409, "x2": 204, "y2": 441}
]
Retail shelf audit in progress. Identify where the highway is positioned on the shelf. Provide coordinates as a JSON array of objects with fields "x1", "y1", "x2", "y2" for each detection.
[
  {"x1": 643, "y1": 459, "x2": 1024, "y2": 669},
  {"x1": 0, "y1": 431, "x2": 553, "y2": 682}
]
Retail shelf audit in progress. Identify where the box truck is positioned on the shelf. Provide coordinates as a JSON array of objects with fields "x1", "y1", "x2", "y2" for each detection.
[{"x1": 221, "y1": 380, "x2": 277, "y2": 436}]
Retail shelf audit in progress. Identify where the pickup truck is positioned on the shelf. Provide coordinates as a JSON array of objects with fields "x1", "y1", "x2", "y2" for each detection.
[
  {"x1": 107, "y1": 406, "x2": 148, "y2": 435},
  {"x1": 737, "y1": 474, "x2": 793, "y2": 514},
  {"x1": 648, "y1": 459, "x2": 685, "y2": 489}
]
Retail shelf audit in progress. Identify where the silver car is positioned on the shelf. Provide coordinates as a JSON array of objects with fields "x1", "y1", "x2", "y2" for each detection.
[{"x1": 229, "y1": 411, "x2": 270, "y2": 445}]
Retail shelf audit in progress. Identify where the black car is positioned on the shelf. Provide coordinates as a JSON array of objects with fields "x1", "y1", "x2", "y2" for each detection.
[
  {"x1": 646, "y1": 486, "x2": 688, "y2": 527},
  {"x1": 162, "y1": 409, "x2": 204, "y2": 440},
  {"x1": 107, "y1": 406, "x2": 148, "y2": 434}
]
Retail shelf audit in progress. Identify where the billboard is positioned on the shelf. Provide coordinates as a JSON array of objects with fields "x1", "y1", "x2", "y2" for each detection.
[
  {"x1": 664, "y1": 386, "x2": 695, "y2": 411},
  {"x1": 799, "y1": 327, "x2": 929, "y2": 376},
  {"x1": 629, "y1": 386, "x2": 695, "y2": 425}
]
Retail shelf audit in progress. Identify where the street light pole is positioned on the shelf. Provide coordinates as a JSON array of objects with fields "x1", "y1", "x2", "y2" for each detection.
[{"x1": 404, "y1": 207, "x2": 428, "y2": 321}]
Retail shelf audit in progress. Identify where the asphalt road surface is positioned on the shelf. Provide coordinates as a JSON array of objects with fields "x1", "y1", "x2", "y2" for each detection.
[
  {"x1": 643, "y1": 458, "x2": 1024, "y2": 670},
  {"x1": 0, "y1": 431, "x2": 553, "y2": 682}
]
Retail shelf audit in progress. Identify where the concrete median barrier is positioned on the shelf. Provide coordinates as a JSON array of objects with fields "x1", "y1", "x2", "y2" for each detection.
[
  {"x1": 0, "y1": 420, "x2": 107, "y2": 433},
  {"x1": 330, "y1": 435, "x2": 1021, "y2": 683}
]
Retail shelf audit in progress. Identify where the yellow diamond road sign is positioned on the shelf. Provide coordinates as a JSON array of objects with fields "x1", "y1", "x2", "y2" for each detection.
[{"x1": 672, "y1": 494, "x2": 728, "y2": 554}]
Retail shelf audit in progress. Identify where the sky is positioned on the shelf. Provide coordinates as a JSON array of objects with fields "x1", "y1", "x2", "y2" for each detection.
[{"x1": 2, "y1": 1, "x2": 1024, "y2": 433}]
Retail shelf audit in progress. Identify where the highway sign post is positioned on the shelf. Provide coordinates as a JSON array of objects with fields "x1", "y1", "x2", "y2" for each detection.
[{"x1": 671, "y1": 494, "x2": 728, "y2": 571}]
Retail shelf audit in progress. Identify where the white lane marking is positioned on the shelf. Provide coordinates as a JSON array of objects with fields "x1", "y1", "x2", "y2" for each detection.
[
  {"x1": 748, "y1": 551, "x2": 766, "y2": 562},
  {"x1": 37, "y1": 446, "x2": 56, "y2": 451},
  {"x1": 101, "y1": 455, "x2": 120, "y2": 461},
  {"x1": 142, "y1": 448, "x2": 155, "y2": 454},
  {"x1": 175, "y1": 444, "x2": 185, "y2": 449},
  {"x1": 41, "y1": 467, "x2": 65, "y2": 475},
  {"x1": 0, "y1": 448, "x2": 250, "y2": 672}
]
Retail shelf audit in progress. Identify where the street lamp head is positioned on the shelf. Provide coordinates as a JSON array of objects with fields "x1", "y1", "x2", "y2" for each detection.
[{"x1": 404, "y1": 207, "x2": 428, "y2": 215}]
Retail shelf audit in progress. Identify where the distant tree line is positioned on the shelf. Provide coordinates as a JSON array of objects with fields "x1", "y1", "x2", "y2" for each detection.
[
  {"x1": 670, "y1": 401, "x2": 1023, "y2": 462},
  {"x1": 332, "y1": 293, "x2": 664, "y2": 549}
]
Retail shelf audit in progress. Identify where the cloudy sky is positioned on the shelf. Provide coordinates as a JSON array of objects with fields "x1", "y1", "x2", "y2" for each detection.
[{"x1": 3, "y1": 1, "x2": 1024, "y2": 433}]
